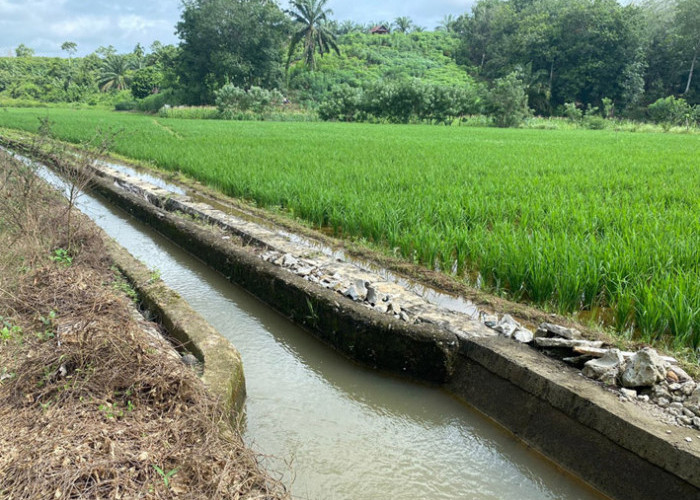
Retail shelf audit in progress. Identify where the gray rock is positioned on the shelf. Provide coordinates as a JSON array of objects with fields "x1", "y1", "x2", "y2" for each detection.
[
  {"x1": 621, "y1": 348, "x2": 668, "y2": 388},
  {"x1": 296, "y1": 267, "x2": 314, "y2": 277},
  {"x1": 678, "y1": 416, "x2": 693, "y2": 426},
  {"x1": 583, "y1": 349, "x2": 625, "y2": 380},
  {"x1": 680, "y1": 381, "x2": 697, "y2": 397},
  {"x1": 668, "y1": 383, "x2": 682, "y2": 392},
  {"x1": 513, "y1": 327, "x2": 534, "y2": 344},
  {"x1": 652, "y1": 384, "x2": 672, "y2": 401},
  {"x1": 494, "y1": 314, "x2": 519, "y2": 338},
  {"x1": 684, "y1": 403, "x2": 700, "y2": 416},
  {"x1": 668, "y1": 365, "x2": 692, "y2": 382},
  {"x1": 355, "y1": 279, "x2": 368, "y2": 296},
  {"x1": 343, "y1": 284, "x2": 362, "y2": 301},
  {"x1": 620, "y1": 388, "x2": 637, "y2": 399},
  {"x1": 668, "y1": 407, "x2": 683, "y2": 417},
  {"x1": 657, "y1": 397, "x2": 671, "y2": 408},
  {"x1": 693, "y1": 417, "x2": 700, "y2": 429},
  {"x1": 483, "y1": 315, "x2": 498, "y2": 328},
  {"x1": 637, "y1": 394, "x2": 650, "y2": 403},
  {"x1": 282, "y1": 253, "x2": 298, "y2": 267},
  {"x1": 600, "y1": 370, "x2": 619, "y2": 387},
  {"x1": 366, "y1": 285, "x2": 378, "y2": 306},
  {"x1": 387, "y1": 302, "x2": 401, "y2": 315},
  {"x1": 181, "y1": 354, "x2": 199, "y2": 366},
  {"x1": 399, "y1": 311, "x2": 410, "y2": 322},
  {"x1": 683, "y1": 408, "x2": 695, "y2": 417},
  {"x1": 536, "y1": 338, "x2": 604, "y2": 349},
  {"x1": 373, "y1": 303, "x2": 388, "y2": 314},
  {"x1": 687, "y1": 386, "x2": 700, "y2": 407},
  {"x1": 536, "y1": 322, "x2": 581, "y2": 340},
  {"x1": 670, "y1": 402, "x2": 684, "y2": 410}
]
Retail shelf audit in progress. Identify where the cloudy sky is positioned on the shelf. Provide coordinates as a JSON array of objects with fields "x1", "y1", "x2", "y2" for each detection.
[{"x1": 0, "y1": 0, "x2": 474, "y2": 57}]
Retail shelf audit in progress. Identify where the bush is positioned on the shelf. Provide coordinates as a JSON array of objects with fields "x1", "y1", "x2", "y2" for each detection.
[
  {"x1": 647, "y1": 96, "x2": 693, "y2": 126},
  {"x1": 318, "y1": 80, "x2": 481, "y2": 124},
  {"x1": 215, "y1": 84, "x2": 284, "y2": 114},
  {"x1": 563, "y1": 102, "x2": 583, "y2": 122},
  {"x1": 114, "y1": 100, "x2": 138, "y2": 111},
  {"x1": 582, "y1": 115, "x2": 607, "y2": 130},
  {"x1": 130, "y1": 67, "x2": 163, "y2": 99},
  {"x1": 318, "y1": 84, "x2": 364, "y2": 121},
  {"x1": 137, "y1": 90, "x2": 177, "y2": 113},
  {"x1": 158, "y1": 106, "x2": 220, "y2": 120},
  {"x1": 487, "y1": 71, "x2": 532, "y2": 128}
]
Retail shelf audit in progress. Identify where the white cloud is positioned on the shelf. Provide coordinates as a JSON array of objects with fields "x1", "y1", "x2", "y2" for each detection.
[
  {"x1": 1, "y1": 1, "x2": 474, "y2": 57},
  {"x1": 117, "y1": 15, "x2": 157, "y2": 33},
  {"x1": 50, "y1": 16, "x2": 111, "y2": 38}
]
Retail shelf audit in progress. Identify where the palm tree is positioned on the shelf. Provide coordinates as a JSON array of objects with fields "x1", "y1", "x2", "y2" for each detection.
[
  {"x1": 286, "y1": 0, "x2": 340, "y2": 71},
  {"x1": 393, "y1": 16, "x2": 413, "y2": 34},
  {"x1": 99, "y1": 55, "x2": 134, "y2": 91},
  {"x1": 437, "y1": 14, "x2": 457, "y2": 33}
]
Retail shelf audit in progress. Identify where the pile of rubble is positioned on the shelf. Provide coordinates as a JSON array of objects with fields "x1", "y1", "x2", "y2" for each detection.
[
  {"x1": 486, "y1": 315, "x2": 700, "y2": 431},
  {"x1": 261, "y1": 250, "x2": 699, "y2": 431}
]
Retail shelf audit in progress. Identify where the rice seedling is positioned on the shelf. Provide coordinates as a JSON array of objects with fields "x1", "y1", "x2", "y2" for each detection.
[{"x1": 0, "y1": 107, "x2": 698, "y2": 348}]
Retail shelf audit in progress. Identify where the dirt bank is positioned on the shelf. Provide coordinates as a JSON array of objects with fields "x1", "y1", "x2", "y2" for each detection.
[{"x1": 0, "y1": 150, "x2": 286, "y2": 498}]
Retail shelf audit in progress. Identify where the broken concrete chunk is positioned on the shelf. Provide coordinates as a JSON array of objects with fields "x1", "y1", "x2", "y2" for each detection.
[
  {"x1": 366, "y1": 285, "x2": 378, "y2": 306},
  {"x1": 493, "y1": 314, "x2": 519, "y2": 338},
  {"x1": 482, "y1": 315, "x2": 498, "y2": 328},
  {"x1": 282, "y1": 253, "x2": 298, "y2": 267},
  {"x1": 583, "y1": 349, "x2": 625, "y2": 380},
  {"x1": 536, "y1": 322, "x2": 581, "y2": 340},
  {"x1": 621, "y1": 348, "x2": 668, "y2": 388},
  {"x1": 563, "y1": 355, "x2": 594, "y2": 367},
  {"x1": 535, "y1": 338, "x2": 604, "y2": 349},
  {"x1": 296, "y1": 267, "x2": 314, "y2": 277},
  {"x1": 513, "y1": 327, "x2": 534, "y2": 344},
  {"x1": 343, "y1": 284, "x2": 362, "y2": 301},
  {"x1": 387, "y1": 302, "x2": 401, "y2": 315},
  {"x1": 572, "y1": 346, "x2": 678, "y2": 365},
  {"x1": 620, "y1": 388, "x2": 637, "y2": 399}
]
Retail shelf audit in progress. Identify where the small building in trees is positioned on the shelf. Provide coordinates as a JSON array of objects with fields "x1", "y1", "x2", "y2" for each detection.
[{"x1": 370, "y1": 25, "x2": 390, "y2": 35}]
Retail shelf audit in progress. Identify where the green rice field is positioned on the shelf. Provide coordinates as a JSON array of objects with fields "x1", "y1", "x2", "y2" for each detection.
[{"x1": 1, "y1": 108, "x2": 698, "y2": 348}]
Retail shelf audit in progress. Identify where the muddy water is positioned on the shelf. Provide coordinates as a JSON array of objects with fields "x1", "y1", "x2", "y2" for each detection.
[{"x1": 32, "y1": 164, "x2": 602, "y2": 500}]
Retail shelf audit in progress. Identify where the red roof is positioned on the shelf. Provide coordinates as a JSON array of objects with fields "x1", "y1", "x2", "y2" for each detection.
[{"x1": 370, "y1": 25, "x2": 390, "y2": 34}]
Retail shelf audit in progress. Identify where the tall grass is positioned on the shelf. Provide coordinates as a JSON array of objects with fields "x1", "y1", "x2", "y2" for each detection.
[{"x1": 0, "y1": 107, "x2": 698, "y2": 348}]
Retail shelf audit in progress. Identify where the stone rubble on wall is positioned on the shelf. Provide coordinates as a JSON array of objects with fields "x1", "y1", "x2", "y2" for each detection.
[{"x1": 96, "y1": 161, "x2": 700, "y2": 432}]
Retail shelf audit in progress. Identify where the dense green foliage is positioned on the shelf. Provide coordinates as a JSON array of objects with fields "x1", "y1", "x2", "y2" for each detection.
[
  {"x1": 1, "y1": 108, "x2": 698, "y2": 348},
  {"x1": 289, "y1": 31, "x2": 473, "y2": 103},
  {"x1": 2, "y1": 0, "x2": 698, "y2": 127},
  {"x1": 176, "y1": 0, "x2": 290, "y2": 104},
  {"x1": 454, "y1": 0, "x2": 699, "y2": 115}
]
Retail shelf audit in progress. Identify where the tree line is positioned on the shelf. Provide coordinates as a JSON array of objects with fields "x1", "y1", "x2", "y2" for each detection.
[{"x1": 1, "y1": 0, "x2": 698, "y2": 127}]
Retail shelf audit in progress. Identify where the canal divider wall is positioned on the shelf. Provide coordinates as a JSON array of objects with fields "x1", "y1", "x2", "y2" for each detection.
[
  {"x1": 4, "y1": 140, "x2": 698, "y2": 499},
  {"x1": 104, "y1": 238, "x2": 247, "y2": 413}
]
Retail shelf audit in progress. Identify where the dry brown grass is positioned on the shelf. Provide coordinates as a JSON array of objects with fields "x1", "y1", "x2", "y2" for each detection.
[{"x1": 0, "y1": 150, "x2": 287, "y2": 499}]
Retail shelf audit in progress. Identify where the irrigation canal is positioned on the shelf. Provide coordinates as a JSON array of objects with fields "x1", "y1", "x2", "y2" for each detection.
[{"x1": 30, "y1": 157, "x2": 603, "y2": 499}]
